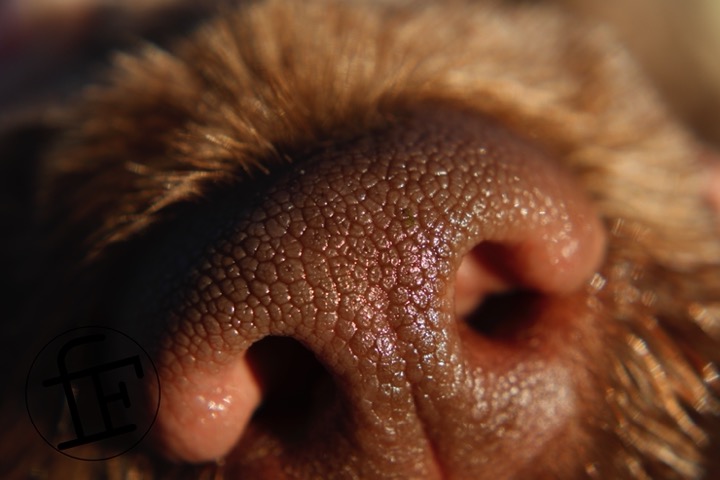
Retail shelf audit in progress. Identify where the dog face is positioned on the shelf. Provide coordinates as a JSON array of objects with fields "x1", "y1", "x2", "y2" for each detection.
[{"x1": 1, "y1": 0, "x2": 719, "y2": 478}]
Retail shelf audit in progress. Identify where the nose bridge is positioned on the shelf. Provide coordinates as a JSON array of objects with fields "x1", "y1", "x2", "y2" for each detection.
[
  {"x1": 253, "y1": 138, "x2": 460, "y2": 369},
  {"x1": 243, "y1": 124, "x2": 465, "y2": 401}
]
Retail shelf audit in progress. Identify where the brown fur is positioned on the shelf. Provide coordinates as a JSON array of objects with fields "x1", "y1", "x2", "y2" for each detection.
[{"x1": 1, "y1": 0, "x2": 719, "y2": 478}]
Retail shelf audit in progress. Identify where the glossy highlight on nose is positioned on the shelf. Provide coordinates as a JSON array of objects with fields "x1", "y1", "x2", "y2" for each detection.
[{"x1": 135, "y1": 104, "x2": 606, "y2": 477}]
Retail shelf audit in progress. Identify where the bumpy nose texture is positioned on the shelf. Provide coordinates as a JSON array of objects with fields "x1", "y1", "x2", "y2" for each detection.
[{"x1": 146, "y1": 105, "x2": 606, "y2": 478}]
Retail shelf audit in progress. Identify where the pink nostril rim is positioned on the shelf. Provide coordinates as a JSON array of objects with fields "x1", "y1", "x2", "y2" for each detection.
[
  {"x1": 132, "y1": 103, "x2": 607, "y2": 474},
  {"x1": 455, "y1": 231, "x2": 605, "y2": 333}
]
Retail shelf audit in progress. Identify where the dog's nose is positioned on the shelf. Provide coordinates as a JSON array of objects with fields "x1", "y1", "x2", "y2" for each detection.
[{"x1": 142, "y1": 104, "x2": 606, "y2": 478}]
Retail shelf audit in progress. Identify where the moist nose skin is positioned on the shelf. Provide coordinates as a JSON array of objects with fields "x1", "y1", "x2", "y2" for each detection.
[{"x1": 135, "y1": 105, "x2": 607, "y2": 478}]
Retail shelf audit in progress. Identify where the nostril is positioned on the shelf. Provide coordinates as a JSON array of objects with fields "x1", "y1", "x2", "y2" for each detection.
[
  {"x1": 244, "y1": 336, "x2": 336, "y2": 441},
  {"x1": 454, "y1": 243, "x2": 514, "y2": 319},
  {"x1": 463, "y1": 289, "x2": 542, "y2": 339},
  {"x1": 455, "y1": 241, "x2": 561, "y2": 344}
]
